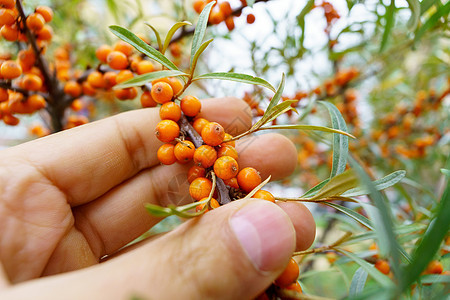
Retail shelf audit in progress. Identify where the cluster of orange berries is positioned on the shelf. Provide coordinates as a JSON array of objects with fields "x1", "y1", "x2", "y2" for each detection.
[
  {"x1": 193, "y1": 0, "x2": 256, "y2": 32},
  {"x1": 314, "y1": 1, "x2": 340, "y2": 34},
  {"x1": 0, "y1": 1, "x2": 53, "y2": 126}
]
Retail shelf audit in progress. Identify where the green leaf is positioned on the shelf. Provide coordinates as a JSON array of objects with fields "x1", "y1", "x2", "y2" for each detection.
[
  {"x1": 415, "y1": 2, "x2": 450, "y2": 44},
  {"x1": 302, "y1": 179, "x2": 330, "y2": 198},
  {"x1": 144, "y1": 203, "x2": 172, "y2": 217},
  {"x1": 400, "y1": 158, "x2": 450, "y2": 292},
  {"x1": 349, "y1": 267, "x2": 368, "y2": 297},
  {"x1": 190, "y1": 39, "x2": 214, "y2": 76},
  {"x1": 191, "y1": 1, "x2": 215, "y2": 66},
  {"x1": 380, "y1": 0, "x2": 396, "y2": 52},
  {"x1": 324, "y1": 202, "x2": 374, "y2": 230},
  {"x1": 296, "y1": 0, "x2": 315, "y2": 50},
  {"x1": 109, "y1": 25, "x2": 179, "y2": 71},
  {"x1": 106, "y1": 0, "x2": 120, "y2": 24},
  {"x1": 406, "y1": 0, "x2": 420, "y2": 30},
  {"x1": 319, "y1": 101, "x2": 349, "y2": 178},
  {"x1": 420, "y1": 0, "x2": 438, "y2": 15},
  {"x1": 144, "y1": 22, "x2": 162, "y2": 51},
  {"x1": 253, "y1": 100, "x2": 297, "y2": 129},
  {"x1": 259, "y1": 124, "x2": 356, "y2": 139},
  {"x1": 420, "y1": 274, "x2": 450, "y2": 284},
  {"x1": 310, "y1": 169, "x2": 359, "y2": 200},
  {"x1": 337, "y1": 249, "x2": 393, "y2": 288},
  {"x1": 193, "y1": 72, "x2": 276, "y2": 92},
  {"x1": 114, "y1": 70, "x2": 189, "y2": 89},
  {"x1": 342, "y1": 170, "x2": 406, "y2": 197},
  {"x1": 441, "y1": 168, "x2": 450, "y2": 177},
  {"x1": 266, "y1": 73, "x2": 285, "y2": 112},
  {"x1": 162, "y1": 21, "x2": 192, "y2": 54}
]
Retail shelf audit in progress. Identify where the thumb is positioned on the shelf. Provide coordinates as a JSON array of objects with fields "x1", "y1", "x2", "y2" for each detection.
[{"x1": 1, "y1": 200, "x2": 296, "y2": 300}]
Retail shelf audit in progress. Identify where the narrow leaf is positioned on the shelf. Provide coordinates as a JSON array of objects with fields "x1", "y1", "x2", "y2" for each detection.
[
  {"x1": 380, "y1": 0, "x2": 396, "y2": 52},
  {"x1": 319, "y1": 101, "x2": 349, "y2": 178},
  {"x1": 311, "y1": 169, "x2": 359, "y2": 200},
  {"x1": 144, "y1": 203, "x2": 172, "y2": 217},
  {"x1": 191, "y1": 39, "x2": 214, "y2": 76},
  {"x1": 342, "y1": 170, "x2": 406, "y2": 197},
  {"x1": 441, "y1": 168, "x2": 450, "y2": 177},
  {"x1": 266, "y1": 73, "x2": 285, "y2": 112},
  {"x1": 349, "y1": 267, "x2": 368, "y2": 297},
  {"x1": 302, "y1": 178, "x2": 330, "y2": 198},
  {"x1": 254, "y1": 100, "x2": 297, "y2": 129},
  {"x1": 406, "y1": 0, "x2": 420, "y2": 30},
  {"x1": 191, "y1": 1, "x2": 215, "y2": 65},
  {"x1": 324, "y1": 202, "x2": 374, "y2": 230},
  {"x1": 193, "y1": 72, "x2": 276, "y2": 92},
  {"x1": 114, "y1": 70, "x2": 189, "y2": 89},
  {"x1": 144, "y1": 22, "x2": 162, "y2": 51},
  {"x1": 162, "y1": 21, "x2": 192, "y2": 54},
  {"x1": 420, "y1": 0, "x2": 438, "y2": 15},
  {"x1": 109, "y1": 25, "x2": 179, "y2": 70},
  {"x1": 259, "y1": 124, "x2": 356, "y2": 139},
  {"x1": 415, "y1": 2, "x2": 450, "y2": 44}
]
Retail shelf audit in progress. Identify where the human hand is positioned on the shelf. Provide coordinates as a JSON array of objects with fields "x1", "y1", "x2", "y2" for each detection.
[{"x1": 0, "y1": 97, "x2": 315, "y2": 299}]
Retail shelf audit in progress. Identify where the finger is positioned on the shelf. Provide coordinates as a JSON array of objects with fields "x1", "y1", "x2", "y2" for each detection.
[
  {"x1": 1, "y1": 97, "x2": 251, "y2": 207},
  {"x1": 237, "y1": 133, "x2": 298, "y2": 180},
  {"x1": 2, "y1": 200, "x2": 298, "y2": 300},
  {"x1": 72, "y1": 134, "x2": 298, "y2": 258},
  {"x1": 277, "y1": 202, "x2": 316, "y2": 251}
]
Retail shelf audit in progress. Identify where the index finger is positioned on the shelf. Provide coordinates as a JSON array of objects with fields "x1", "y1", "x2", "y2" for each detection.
[{"x1": 0, "y1": 97, "x2": 252, "y2": 206}]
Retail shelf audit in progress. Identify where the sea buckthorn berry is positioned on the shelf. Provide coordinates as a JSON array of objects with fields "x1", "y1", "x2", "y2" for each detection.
[
  {"x1": 37, "y1": 25, "x2": 52, "y2": 41},
  {"x1": 225, "y1": 16, "x2": 235, "y2": 31},
  {"x1": 426, "y1": 260, "x2": 443, "y2": 274},
  {"x1": 1, "y1": 23, "x2": 18, "y2": 41},
  {"x1": 3, "y1": 113, "x2": 19, "y2": 125},
  {"x1": 128, "y1": 87, "x2": 138, "y2": 99},
  {"x1": 35, "y1": 6, "x2": 53, "y2": 23},
  {"x1": 237, "y1": 167, "x2": 261, "y2": 193},
  {"x1": 193, "y1": 0, "x2": 206, "y2": 14},
  {"x1": 157, "y1": 143, "x2": 177, "y2": 165},
  {"x1": 155, "y1": 119, "x2": 180, "y2": 143},
  {"x1": 285, "y1": 282, "x2": 303, "y2": 296},
  {"x1": 188, "y1": 165, "x2": 206, "y2": 183},
  {"x1": 64, "y1": 81, "x2": 82, "y2": 98},
  {"x1": 193, "y1": 145, "x2": 217, "y2": 168},
  {"x1": 103, "y1": 71, "x2": 117, "y2": 89},
  {"x1": 0, "y1": 0, "x2": 15, "y2": 9},
  {"x1": 246, "y1": 13, "x2": 255, "y2": 24},
  {"x1": 1, "y1": 60, "x2": 22, "y2": 79},
  {"x1": 82, "y1": 81, "x2": 96, "y2": 96},
  {"x1": 22, "y1": 74, "x2": 43, "y2": 91},
  {"x1": 87, "y1": 71, "x2": 106, "y2": 89},
  {"x1": 140, "y1": 90, "x2": 157, "y2": 108},
  {"x1": 159, "y1": 102, "x2": 181, "y2": 122},
  {"x1": 115, "y1": 69, "x2": 134, "y2": 84},
  {"x1": 201, "y1": 121, "x2": 225, "y2": 146},
  {"x1": 106, "y1": 50, "x2": 128, "y2": 70},
  {"x1": 167, "y1": 77, "x2": 183, "y2": 95},
  {"x1": 274, "y1": 258, "x2": 299, "y2": 288},
  {"x1": 26, "y1": 13, "x2": 45, "y2": 32},
  {"x1": 209, "y1": 9, "x2": 224, "y2": 25},
  {"x1": 193, "y1": 117, "x2": 209, "y2": 135},
  {"x1": 189, "y1": 177, "x2": 213, "y2": 201},
  {"x1": 0, "y1": 8, "x2": 16, "y2": 26},
  {"x1": 253, "y1": 190, "x2": 275, "y2": 203},
  {"x1": 196, "y1": 197, "x2": 220, "y2": 212},
  {"x1": 136, "y1": 60, "x2": 154, "y2": 75},
  {"x1": 18, "y1": 49, "x2": 36, "y2": 71},
  {"x1": 174, "y1": 140, "x2": 195, "y2": 163},
  {"x1": 151, "y1": 81, "x2": 173, "y2": 104},
  {"x1": 180, "y1": 95, "x2": 201, "y2": 117},
  {"x1": 214, "y1": 156, "x2": 239, "y2": 180},
  {"x1": 217, "y1": 145, "x2": 238, "y2": 160},
  {"x1": 375, "y1": 259, "x2": 390, "y2": 275},
  {"x1": 0, "y1": 87, "x2": 8, "y2": 102},
  {"x1": 70, "y1": 98, "x2": 83, "y2": 111},
  {"x1": 114, "y1": 88, "x2": 130, "y2": 100},
  {"x1": 221, "y1": 133, "x2": 235, "y2": 147},
  {"x1": 27, "y1": 94, "x2": 46, "y2": 110},
  {"x1": 114, "y1": 40, "x2": 134, "y2": 56},
  {"x1": 219, "y1": 1, "x2": 232, "y2": 17},
  {"x1": 96, "y1": 45, "x2": 112, "y2": 63},
  {"x1": 224, "y1": 177, "x2": 239, "y2": 189}
]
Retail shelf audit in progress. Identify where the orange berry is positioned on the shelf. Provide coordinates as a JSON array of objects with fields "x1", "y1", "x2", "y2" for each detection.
[
  {"x1": 1, "y1": 23, "x2": 18, "y2": 41},
  {"x1": 87, "y1": 71, "x2": 106, "y2": 89},
  {"x1": 0, "y1": 0, "x2": 15, "y2": 9},
  {"x1": 114, "y1": 40, "x2": 134, "y2": 56},
  {"x1": 1, "y1": 60, "x2": 21, "y2": 79},
  {"x1": 219, "y1": 1, "x2": 232, "y2": 17},
  {"x1": 193, "y1": 0, "x2": 206, "y2": 14},
  {"x1": 103, "y1": 71, "x2": 117, "y2": 89},
  {"x1": 115, "y1": 69, "x2": 134, "y2": 84},
  {"x1": 114, "y1": 87, "x2": 137, "y2": 100},
  {"x1": 36, "y1": 25, "x2": 52, "y2": 41},
  {"x1": 209, "y1": 9, "x2": 224, "y2": 25},
  {"x1": 167, "y1": 77, "x2": 183, "y2": 95},
  {"x1": 214, "y1": 155, "x2": 239, "y2": 180},
  {"x1": 64, "y1": 81, "x2": 82, "y2": 98},
  {"x1": 174, "y1": 140, "x2": 195, "y2": 163},
  {"x1": 155, "y1": 119, "x2": 180, "y2": 143},
  {"x1": 193, "y1": 145, "x2": 217, "y2": 168},
  {"x1": 180, "y1": 95, "x2": 201, "y2": 117},
  {"x1": 54, "y1": 47, "x2": 70, "y2": 60},
  {"x1": 27, "y1": 94, "x2": 46, "y2": 110},
  {"x1": 128, "y1": 87, "x2": 138, "y2": 99},
  {"x1": 375, "y1": 260, "x2": 390, "y2": 275},
  {"x1": 82, "y1": 81, "x2": 96, "y2": 96},
  {"x1": 196, "y1": 197, "x2": 220, "y2": 212},
  {"x1": 96, "y1": 45, "x2": 112, "y2": 63},
  {"x1": 426, "y1": 260, "x2": 443, "y2": 274},
  {"x1": 253, "y1": 190, "x2": 275, "y2": 203},
  {"x1": 18, "y1": 48, "x2": 36, "y2": 71},
  {"x1": 217, "y1": 144, "x2": 238, "y2": 160},
  {"x1": 189, "y1": 177, "x2": 212, "y2": 201},
  {"x1": 136, "y1": 60, "x2": 154, "y2": 75},
  {"x1": 140, "y1": 90, "x2": 157, "y2": 108},
  {"x1": 3, "y1": 113, "x2": 19, "y2": 125},
  {"x1": 201, "y1": 121, "x2": 225, "y2": 146},
  {"x1": 221, "y1": 133, "x2": 235, "y2": 147},
  {"x1": 246, "y1": 13, "x2": 255, "y2": 24},
  {"x1": 0, "y1": 87, "x2": 8, "y2": 102},
  {"x1": 188, "y1": 165, "x2": 206, "y2": 183},
  {"x1": 22, "y1": 73, "x2": 42, "y2": 91},
  {"x1": 35, "y1": 6, "x2": 53, "y2": 23},
  {"x1": 193, "y1": 117, "x2": 209, "y2": 135},
  {"x1": 0, "y1": 8, "x2": 16, "y2": 26},
  {"x1": 225, "y1": 16, "x2": 235, "y2": 31},
  {"x1": 237, "y1": 167, "x2": 261, "y2": 193},
  {"x1": 106, "y1": 51, "x2": 128, "y2": 70},
  {"x1": 224, "y1": 177, "x2": 239, "y2": 189},
  {"x1": 157, "y1": 143, "x2": 177, "y2": 165},
  {"x1": 26, "y1": 12, "x2": 45, "y2": 32},
  {"x1": 159, "y1": 102, "x2": 181, "y2": 122},
  {"x1": 151, "y1": 82, "x2": 173, "y2": 104},
  {"x1": 285, "y1": 282, "x2": 303, "y2": 297},
  {"x1": 70, "y1": 98, "x2": 83, "y2": 111},
  {"x1": 275, "y1": 258, "x2": 299, "y2": 288}
]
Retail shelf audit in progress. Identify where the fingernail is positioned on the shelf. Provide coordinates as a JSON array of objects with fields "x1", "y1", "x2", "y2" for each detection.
[{"x1": 229, "y1": 201, "x2": 295, "y2": 272}]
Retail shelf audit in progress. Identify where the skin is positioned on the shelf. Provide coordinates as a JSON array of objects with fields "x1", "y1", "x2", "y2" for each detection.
[{"x1": 0, "y1": 97, "x2": 315, "y2": 299}]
